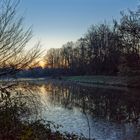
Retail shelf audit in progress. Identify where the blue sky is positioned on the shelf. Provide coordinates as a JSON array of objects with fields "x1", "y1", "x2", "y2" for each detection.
[{"x1": 19, "y1": 0, "x2": 139, "y2": 49}]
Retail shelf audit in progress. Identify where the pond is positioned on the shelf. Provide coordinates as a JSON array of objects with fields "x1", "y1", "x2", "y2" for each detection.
[{"x1": 23, "y1": 80, "x2": 140, "y2": 140}]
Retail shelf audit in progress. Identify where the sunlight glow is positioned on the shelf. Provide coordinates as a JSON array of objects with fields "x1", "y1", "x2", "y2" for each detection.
[{"x1": 39, "y1": 61, "x2": 46, "y2": 68}]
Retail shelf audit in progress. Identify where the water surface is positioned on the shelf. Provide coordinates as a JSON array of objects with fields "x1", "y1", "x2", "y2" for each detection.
[{"x1": 24, "y1": 81, "x2": 140, "y2": 140}]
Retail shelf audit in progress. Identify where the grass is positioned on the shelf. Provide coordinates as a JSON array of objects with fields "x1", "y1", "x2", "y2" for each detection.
[{"x1": 63, "y1": 75, "x2": 140, "y2": 88}]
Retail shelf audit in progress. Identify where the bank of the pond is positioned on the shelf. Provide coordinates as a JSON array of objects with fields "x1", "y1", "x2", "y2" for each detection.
[
  {"x1": 62, "y1": 76, "x2": 140, "y2": 88},
  {"x1": 1, "y1": 75, "x2": 139, "y2": 88}
]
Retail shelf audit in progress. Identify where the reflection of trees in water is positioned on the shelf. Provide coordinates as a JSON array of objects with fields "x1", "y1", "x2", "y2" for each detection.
[
  {"x1": 11, "y1": 83, "x2": 43, "y2": 120},
  {"x1": 0, "y1": 82, "x2": 43, "y2": 139},
  {"x1": 34, "y1": 82, "x2": 140, "y2": 123}
]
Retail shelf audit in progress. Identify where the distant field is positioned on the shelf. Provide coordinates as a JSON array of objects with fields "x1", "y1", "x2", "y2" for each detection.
[{"x1": 63, "y1": 75, "x2": 140, "y2": 88}]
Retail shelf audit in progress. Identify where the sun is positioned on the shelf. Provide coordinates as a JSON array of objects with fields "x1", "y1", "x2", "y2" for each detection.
[{"x1": 39, "y1": 61, "x2": 45, "y2": 68}]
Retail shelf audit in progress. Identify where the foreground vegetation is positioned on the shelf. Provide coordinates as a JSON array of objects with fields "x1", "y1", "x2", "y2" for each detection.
[{"x1": 0, "y1": 118, "x2": 85, "y2": 140}]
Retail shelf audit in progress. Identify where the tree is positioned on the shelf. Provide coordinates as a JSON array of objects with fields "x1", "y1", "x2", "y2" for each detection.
[
  {"x1": 0, "y1": 1, "x2": 43, "y2": 138},
  {"x1": 43, "y1": 7, "x2": 140, "y2": 77},
  {"x1": 0, "y1": 0, "x2": 41, "y2": 77},
  {"x1": 118, "y1": 7, "x2": 140, "y2": 76}
]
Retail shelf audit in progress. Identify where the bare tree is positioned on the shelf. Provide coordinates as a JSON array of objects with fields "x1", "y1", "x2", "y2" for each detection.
[
  {"x1": 0, "y1": 0, "x2": 41, "y2": 77},
  {"x1": 118, "y1": 7, "x2": 140, "y2": 75}
]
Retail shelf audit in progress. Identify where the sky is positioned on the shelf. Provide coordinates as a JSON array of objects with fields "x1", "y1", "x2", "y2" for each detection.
[{"x1": 19, "y1": 0, "x2": 139, "y2": 50}]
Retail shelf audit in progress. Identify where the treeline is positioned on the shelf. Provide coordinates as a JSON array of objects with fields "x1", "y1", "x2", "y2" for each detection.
[
  {"x1": 44, "y1": 8, "x2": 140, "y2": 76},
  {"x1": 17, "y1": 67, "x2": 73, "y2": 78}
]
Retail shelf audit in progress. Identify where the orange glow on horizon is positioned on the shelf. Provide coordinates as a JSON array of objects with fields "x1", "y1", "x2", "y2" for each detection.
[{"x1": 39, "y1": 61, "x2": 46, "y2": 68}]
